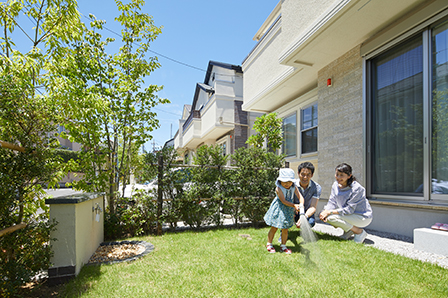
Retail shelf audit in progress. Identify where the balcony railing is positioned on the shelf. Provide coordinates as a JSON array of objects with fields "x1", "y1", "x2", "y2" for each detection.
[{"x1": 182, "y1": 110, "x2": 201, "y2": 134}]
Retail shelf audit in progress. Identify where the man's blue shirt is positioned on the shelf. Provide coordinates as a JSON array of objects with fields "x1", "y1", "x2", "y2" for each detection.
[{"x1": 293, "y1": 179, "x2": 321, "y2": 219}]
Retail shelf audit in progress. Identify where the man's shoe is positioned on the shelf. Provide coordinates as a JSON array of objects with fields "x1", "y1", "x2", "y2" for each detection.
[{"x1": 340, "y1": 230, "x2": 354, "y2": 240}]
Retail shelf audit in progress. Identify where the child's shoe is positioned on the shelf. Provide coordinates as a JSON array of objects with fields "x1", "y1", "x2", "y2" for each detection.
[
  {"x1": 280, "y1": 245, "x2": 292, "y2": 254},
  {"x1": 266, "y1": 243, "x2": 276, "y2": 253}
]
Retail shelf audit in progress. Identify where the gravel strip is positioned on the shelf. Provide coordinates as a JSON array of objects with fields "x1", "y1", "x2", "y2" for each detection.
[{"x1": 313, "y1": 223, "x2": 448, "y2": 269}]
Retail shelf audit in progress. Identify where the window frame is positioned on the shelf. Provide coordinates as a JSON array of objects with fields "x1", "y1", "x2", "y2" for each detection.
[
  {"x1": 282, "y1": 112, "x2": 297, "y2": 157},
  {"x1": 216, "y1": 135, "x2": 230, "y2": 157},
  {"x1": 300, "y1": 103, "x2": 318, "y2": 155}
]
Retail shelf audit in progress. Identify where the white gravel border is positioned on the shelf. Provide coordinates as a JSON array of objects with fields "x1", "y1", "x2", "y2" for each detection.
[{"x1": 313, "y1": 223, "x2": 448, "y2": 269}]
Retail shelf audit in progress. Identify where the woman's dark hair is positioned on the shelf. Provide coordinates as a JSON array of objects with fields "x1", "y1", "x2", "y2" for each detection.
[{"x1": 335, "y1": 163, "x2": 356, "y2": 186}]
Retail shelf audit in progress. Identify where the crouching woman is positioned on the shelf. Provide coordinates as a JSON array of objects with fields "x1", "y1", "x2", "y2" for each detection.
[{"x1": 319, "y1": 163, "x2": 373, "y2": 243}]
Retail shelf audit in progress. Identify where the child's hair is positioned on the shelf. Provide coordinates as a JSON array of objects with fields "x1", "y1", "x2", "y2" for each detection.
[
  {"x1": 298, "y1": 162, "x2": 315, "y2": 175},
  {"x1": 335, "y1": 163, "x2": 356, "y2": 186}
]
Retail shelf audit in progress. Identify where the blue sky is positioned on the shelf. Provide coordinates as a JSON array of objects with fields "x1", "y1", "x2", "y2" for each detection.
[{"x1": 76, "y1": 0, "x2": 277, "y2": 152}]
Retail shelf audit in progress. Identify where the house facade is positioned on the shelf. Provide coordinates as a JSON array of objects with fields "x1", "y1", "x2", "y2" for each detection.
[
  {"x1": 242, "y1": 0, "x2": 448, "y2": 237},
  {"x1": 55, "y1": 125, "x2": 83, "y2": 186},
  {"x1": 174, "y1": 61, "x2": 261, "y2": 163}
]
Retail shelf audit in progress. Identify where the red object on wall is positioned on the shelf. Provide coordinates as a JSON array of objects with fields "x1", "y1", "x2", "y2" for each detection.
[{"x1": 327, "y1": 78, "x2": 332, "y2": 87}]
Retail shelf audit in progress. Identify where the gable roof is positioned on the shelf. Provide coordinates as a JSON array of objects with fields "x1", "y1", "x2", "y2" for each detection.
[
  {"x1": 204, "y1": 60, "x2": 243, "y2": 84},
  {"x1": 192, "y1": 83, "x2": 215, "y2": 111},
  {"x1": 182, "y1": 104, "x2": 192, "y2": 119}
]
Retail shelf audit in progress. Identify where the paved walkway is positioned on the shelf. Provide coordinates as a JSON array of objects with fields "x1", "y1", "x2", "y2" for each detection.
[{"x1": 313, "y1": 222, "x2": 448, "y2": 269}]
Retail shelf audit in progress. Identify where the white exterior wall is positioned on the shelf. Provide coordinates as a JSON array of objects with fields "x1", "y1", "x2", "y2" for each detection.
[
  {"x1": 243, "y1": 17, "x2": 291, "y2": 109},
  {"x1": 182, "y1": 119, "x2": 201, "y2": 149},
  {"x1": 281, "y1": 0, "x2": 339, "y2": 41},
  {"x1": 234, "y1": 73, "x2": 243, "y2": 98},
  {"x1": 214, "y1": 80, "x2": 239, "y2": 99},
  {"x1": 208, "y1": 67, "x2": 235, "y2": 85},
  {"x1": 175, "y1": 62, "x2": 246, "y2": 153},
  {"x1": 197, "y1": 91, "x2": 209, "y2": 109},
  {"x1": 200, "y1": 96, "x2": 234, "y2": 138}
]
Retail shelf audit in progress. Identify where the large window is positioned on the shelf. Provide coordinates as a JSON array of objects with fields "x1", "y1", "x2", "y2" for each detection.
[
  {"x1": 431, "y1": 19, "x2": 448, "y2": 195},
  {"x1": 368, "y1": 17, "x2": 448, "y2": 198},
  {"x1": 370, "y1": 35, "x2": 423, "y2": 195},
  {"x1": 282, "y1": 113, "x2": 297, "y2": 156},
  {"x1": 301, "y1": 104, "x2": 318, "y2": 154}
]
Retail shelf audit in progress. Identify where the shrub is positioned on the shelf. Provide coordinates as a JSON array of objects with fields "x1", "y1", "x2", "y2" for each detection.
[
  {"x1": 178, "y1": 185, "x2": 213, "y2": 228},
  {"x1": 0, "y1": 220, "x2": 57, "y2": 297},
  {"x1": 0, "y1": 144, "x2": 61, "y2": 296},
  {"x1": 240, "y1": 196, "x2": 272, "y2": 227},
  {"x1": 104, "y1": 191, "x2": 158, "y2": 240}
]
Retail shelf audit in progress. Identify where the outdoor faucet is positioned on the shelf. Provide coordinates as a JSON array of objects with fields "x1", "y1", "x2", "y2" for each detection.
[
  {"x1": 92, "y1": 203, "x2": 103, "y2": 213},
  {"x1": 93, "y1": 203, "x2": 103, "y2": 223}
]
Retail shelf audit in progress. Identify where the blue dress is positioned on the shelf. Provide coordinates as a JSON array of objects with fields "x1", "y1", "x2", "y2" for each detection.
[{"x1": 264, "y1": 182, "x2": 296, "y2": 229}]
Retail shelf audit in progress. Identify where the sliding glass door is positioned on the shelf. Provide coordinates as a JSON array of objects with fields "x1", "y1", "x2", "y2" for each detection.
[
  {"x1": 368, "y1": 17, "x2": 448, "y2": 200},
  {"x1": 431, "y1": 19, "x2": 448, "y2": 196}
]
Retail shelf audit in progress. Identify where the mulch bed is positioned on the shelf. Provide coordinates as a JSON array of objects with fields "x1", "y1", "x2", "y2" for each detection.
[{"x1": 87, "y1": 240, "x2": 155, "y2": 265}]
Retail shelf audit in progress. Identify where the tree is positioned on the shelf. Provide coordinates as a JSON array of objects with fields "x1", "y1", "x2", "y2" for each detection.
[
  {"x1": 246, "y1": 112, "x2": 283, "y2": 150},
  {"x1": 0, "y1": 0, "x2": 83, "y2": 294},
  {"x1": 48, "y1": 0, "x2": 168, "y2": 213}
]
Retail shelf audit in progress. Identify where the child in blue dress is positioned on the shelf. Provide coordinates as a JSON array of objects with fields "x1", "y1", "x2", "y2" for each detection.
[{"x1": 264, "y1": 168, "x2": 305, "y2": 254}]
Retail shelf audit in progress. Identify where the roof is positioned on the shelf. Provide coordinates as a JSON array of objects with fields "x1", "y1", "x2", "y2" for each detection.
[
  {"x1": 204, "y1": 60, "x2": 243, "y2": 84},
  {"x1": 192, "y1": 83, "x2": 215, "y2": 110}
]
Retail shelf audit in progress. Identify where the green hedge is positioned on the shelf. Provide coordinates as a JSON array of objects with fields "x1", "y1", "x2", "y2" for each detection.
[
  {"x1": 54, "y1": 148, "x2": 80, "y2": 163},
  {"x1": 105, "y1": 146, "x2": 285, "y2": 240}
]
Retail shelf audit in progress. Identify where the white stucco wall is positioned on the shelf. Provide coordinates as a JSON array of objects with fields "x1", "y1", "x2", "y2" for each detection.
[
  {"x1": 182, "y1": 119, "x2": 201, "y2": 148},
  {"x1": 281, "y1": 0, "x2": 341, "y2": 43},
  {"x1": 243, "y1": 17, "x2": 290, "y2": 106},
  {"x1": 197, "y1": 91, "x2": 209, "y2": 109}
]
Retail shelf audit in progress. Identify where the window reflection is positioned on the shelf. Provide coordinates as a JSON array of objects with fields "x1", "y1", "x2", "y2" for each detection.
[{"x1": 432, "y1": 19, "x2": 448, "y2": 194}]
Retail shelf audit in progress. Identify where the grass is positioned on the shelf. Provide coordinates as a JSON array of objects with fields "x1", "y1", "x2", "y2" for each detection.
[{"x1": 60, "y1": 227, "x2": 448, "y2": 297}]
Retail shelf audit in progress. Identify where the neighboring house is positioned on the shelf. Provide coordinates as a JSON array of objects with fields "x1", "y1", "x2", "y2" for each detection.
[
  {"x1": 242, "y1": 0, "x2": 448, "y2": 237},
  {"x1": 163, "y1": 137, "x2": 175, "y2": 149},
  {"x1": 56, "y1": 125, "x2": 82, "y2": 152},
  {"x1": 55, "y1": 125, "x2": 83, "y2": 187},
  {"x1": 174, "y1": 60, "x2": 262, "y2": 164}
]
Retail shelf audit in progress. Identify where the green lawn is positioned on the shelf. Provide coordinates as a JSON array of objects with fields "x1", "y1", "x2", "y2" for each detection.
[{"x1": 61, "y1": 227, "x2": 448, "y2": 297}]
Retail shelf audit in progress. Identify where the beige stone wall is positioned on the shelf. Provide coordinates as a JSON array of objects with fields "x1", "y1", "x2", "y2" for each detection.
[{"x1": 317, "y1": 44, "x2": 364, "y2": 199}]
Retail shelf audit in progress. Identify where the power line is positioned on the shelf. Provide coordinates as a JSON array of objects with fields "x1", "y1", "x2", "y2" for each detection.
[
  {"x1": 78, "y1": 12, "x2": 240, "y2": 79},
  {"x1": 80, "y1": 12, "x2": 207, "y2": 73},
  {"x1": 153, "y1": 107, "x2": 180, "y2": 117},
  {"x1": 4, "y1": 8, "x2": 239, "y2": 79}
]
